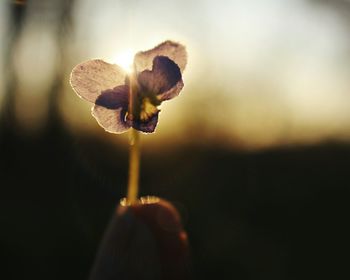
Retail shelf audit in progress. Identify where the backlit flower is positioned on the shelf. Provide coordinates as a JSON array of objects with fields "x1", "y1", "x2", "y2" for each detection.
[{"x1": 70, "y1": 41, "x2": 187, "y2": 133}]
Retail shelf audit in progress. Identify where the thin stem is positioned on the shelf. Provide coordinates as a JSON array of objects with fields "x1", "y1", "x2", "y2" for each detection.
[
  {"x1": 126, "y1": 128, "x2": 140, "y2": 204},
  {"x1": 126, "y1": 63, "x2": 141, "y2": 204}
]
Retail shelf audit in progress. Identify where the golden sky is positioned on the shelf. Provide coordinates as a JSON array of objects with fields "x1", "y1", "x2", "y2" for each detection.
[{"x1": 1, "y1": 0, "x2": 350, "y2": 149}]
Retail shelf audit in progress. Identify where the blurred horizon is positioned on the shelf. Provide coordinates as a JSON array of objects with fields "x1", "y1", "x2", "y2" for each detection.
[{"x1": 1, "y1": 0, "x2": 350, "y2": 150}]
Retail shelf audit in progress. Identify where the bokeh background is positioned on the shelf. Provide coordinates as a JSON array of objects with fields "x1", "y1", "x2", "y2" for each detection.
[{"x1": 1, "y1": 0, "x2": 349, "y2": 279}]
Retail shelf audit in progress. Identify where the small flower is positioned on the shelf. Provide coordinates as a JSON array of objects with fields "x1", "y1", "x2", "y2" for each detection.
[{"x1": 70, "y1": 41, "x2": 187, "y2": 133}]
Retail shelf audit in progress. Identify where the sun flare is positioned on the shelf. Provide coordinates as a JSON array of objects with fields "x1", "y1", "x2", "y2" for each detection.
[{"x1": 113, "y1": 49, "x2": 134, "y2": 73}]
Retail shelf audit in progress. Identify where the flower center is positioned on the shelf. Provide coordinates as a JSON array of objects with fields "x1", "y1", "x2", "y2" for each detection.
[{"x1": 140, "y1": 97, "x2": 159, "y2": 121}]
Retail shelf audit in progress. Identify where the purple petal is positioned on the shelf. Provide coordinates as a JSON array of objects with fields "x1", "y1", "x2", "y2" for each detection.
[
  {"x1": 92, "y1": 105, "x2": 130, "y2": 134},
  {"x1": 95, "y1": 85, "x2": 129, "y2": 109},
  {"x1": 137, "y1": 56, "x2": 182, "y2": 99},
  {"x1": 132, "y1": 111, "x2": 159, "y2": 133},
  {"x1": 157, "y1": 79, "x2": 184, "y2": 101},
  {"x1": 134, "y1": 40, "x2": 187, "y2": 73},
  {"x1": 70, "y1": 59, "x2": 126, "y2": 103}
]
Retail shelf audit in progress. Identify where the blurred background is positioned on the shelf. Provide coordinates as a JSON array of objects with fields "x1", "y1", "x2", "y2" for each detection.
[{"x1": 1, "y1": 0, "x2": 349, "y2": 279}]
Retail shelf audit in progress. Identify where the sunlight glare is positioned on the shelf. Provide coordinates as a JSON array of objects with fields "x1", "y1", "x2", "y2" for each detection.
[{"x1": 113, "y1": 49, "x2": 134, "y2": 73}]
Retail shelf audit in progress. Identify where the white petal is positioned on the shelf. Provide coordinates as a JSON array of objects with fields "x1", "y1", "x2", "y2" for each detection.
[
  {"x1": 134, "y1": 40, "x2": 187, "y2": 73},
  {"x1": 70, "y1": 59, "x2": 126, "y2": 103},
  {"x1": 91, "y1": 105, "x2": 130, "y2": 134}
]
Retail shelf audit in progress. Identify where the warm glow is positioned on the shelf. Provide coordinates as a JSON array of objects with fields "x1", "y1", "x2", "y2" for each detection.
[
  {"x1": 57, "y1": 0, "x2": 350, "y2": 148},
  {"x1": 113, "y1": 49, "x2": 134, "y2": 73}
]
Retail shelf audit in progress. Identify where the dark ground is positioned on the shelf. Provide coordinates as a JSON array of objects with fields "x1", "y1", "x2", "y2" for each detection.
[{"x1": 1, "y1": 112, "x2": 349, "y2": 280}]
